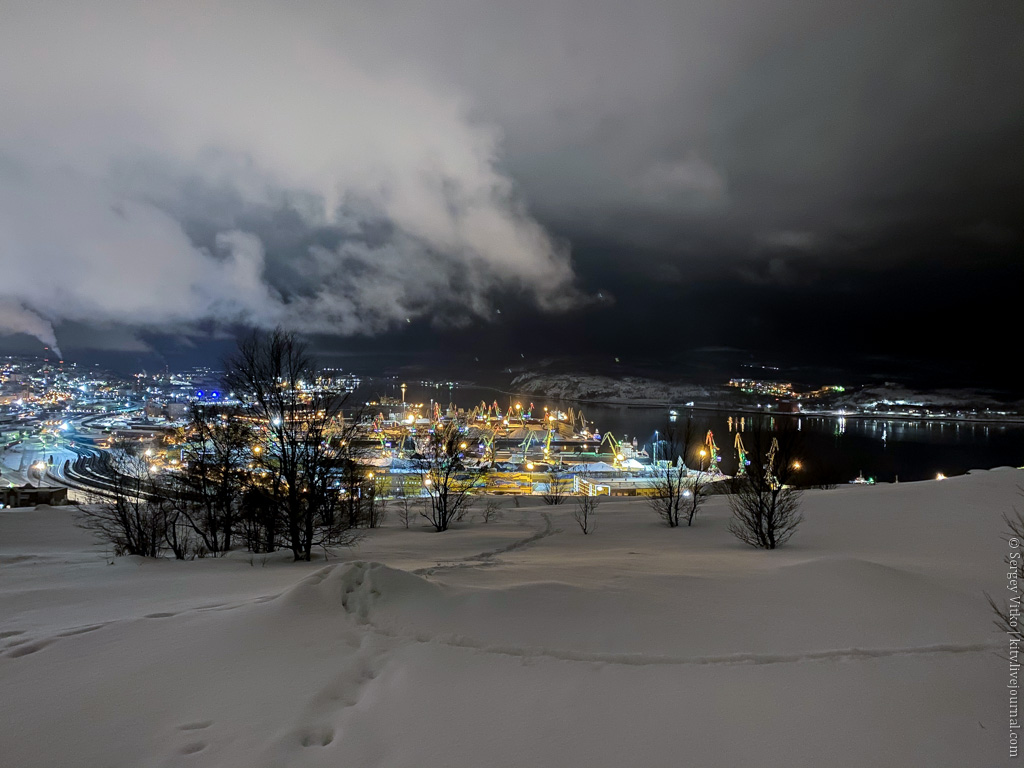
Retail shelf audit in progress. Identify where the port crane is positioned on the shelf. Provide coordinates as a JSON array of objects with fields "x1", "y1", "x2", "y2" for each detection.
[
  {"x1": 480, "y1": 433, "x2": 496, "y2": 462},
  {"x1": 567, "y1": 407, "x2": 587, "y2": 435},
  {"x1": 512, "y1": 431, "x2": 536, "y2": 464},
  {"x1": 704, "y1": 430, "x2": 722, "y2": 474},
  {"x1": 734, "y1": 433, "x2": 749, "y2": 475},
  {"x1": 765, "y1": 436, "x2": 781, "y2": 489},
  {"x1": 543, "y1": 427, "x2": 555, "y2": 459}
]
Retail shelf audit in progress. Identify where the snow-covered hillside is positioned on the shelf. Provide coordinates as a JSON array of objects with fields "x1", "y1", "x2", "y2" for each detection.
[
  {"x1": 511, "y1": 372, "x2": 710, "y2": 404},
  {"x1": 1, "y1": 470, "x2": 1019, "y2": 767}
]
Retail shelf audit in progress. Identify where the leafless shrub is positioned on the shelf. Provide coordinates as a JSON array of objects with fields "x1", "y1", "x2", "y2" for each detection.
[
  {"x1": 542, "y1": 472, "x2": 569, "y2": 505},
  {"x1": 420, "y1": 421, "x2": 485, "y2": 531},
  {"x1": 481, "y1": 498, "x2": 503, "y2": 523},
  {"x1": 77, "y1": 451, "x2": 167, "y2": 557},
  {"x1": 393, "y1": 484, "x2": 419, "y2": 529},
  {"x1": 573, "y1": 492, "x2": 598, "y2": 534},
  {"x1": 727, "y1": 418, "x2": 803, "y2": 549},
  {"x1": 647, "y1": 418, "x2": 709, "y2": 527}
]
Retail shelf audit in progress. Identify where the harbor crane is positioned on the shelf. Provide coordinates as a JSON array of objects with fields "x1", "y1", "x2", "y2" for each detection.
[
  {"x1": 734, "y1": 433, "x2": 749, "y2": 475},
  {"x1": 704, "y1": 430, "x2": 722, "y2": 473}
]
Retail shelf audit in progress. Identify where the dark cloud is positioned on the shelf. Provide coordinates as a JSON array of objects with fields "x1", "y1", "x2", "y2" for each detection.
[{"x1": 0, "y1": 0, "x2": 1020, "y2": 386}]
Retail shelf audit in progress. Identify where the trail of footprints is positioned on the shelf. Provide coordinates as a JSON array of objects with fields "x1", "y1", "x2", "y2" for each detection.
[
  {"x1": 164, "y1": 565, "x2": 389, "y2": 762},
  {"x1": 174, "y1": 720, "x2": 212, "y2": 757},
  {"x1": 1, "y1": 623, "x2": 109, "y2": 658}
]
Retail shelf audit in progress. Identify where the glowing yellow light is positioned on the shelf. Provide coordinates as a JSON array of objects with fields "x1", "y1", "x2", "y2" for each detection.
[
  {"x1": 936, "y1": 473, "x2": 946, "y2": 480},
  {"x1": 699, "y1": 449, "x2": 707, "y2": 457},
  {"x1": 792, "y1": 461, "x2": 802, "y2": 470},
  {"x1": 515, "y1": 403, "x2": 522, "y2": 410},
  {"x1": 526, "y1": 462, "x2": 535, "y2": 470}
]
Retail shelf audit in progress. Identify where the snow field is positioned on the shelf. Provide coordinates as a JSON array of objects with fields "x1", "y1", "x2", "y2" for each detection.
[{"x1": 0, "y1": 469, "x2": 1019, "y2": 766}]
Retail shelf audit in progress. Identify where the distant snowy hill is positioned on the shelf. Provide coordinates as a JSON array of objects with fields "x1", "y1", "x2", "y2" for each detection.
[
  {"x1": 833, "y1": 384, "x2": 1018, "y2": 411},
  {"x1": 510, "y1": 372, "x2": 710, "y2": 404}
]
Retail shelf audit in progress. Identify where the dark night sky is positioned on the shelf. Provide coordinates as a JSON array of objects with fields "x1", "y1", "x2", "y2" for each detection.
[{"x1": 1, "y1": 0, "x2": 1021, "y2": 389}]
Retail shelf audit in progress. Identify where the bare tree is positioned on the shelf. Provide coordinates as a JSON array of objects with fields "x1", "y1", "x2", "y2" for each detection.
[
  {"x1": 421, "y1": 421, "x2": 484, "y2": 531},
  {"x1": 393, "y1": 483, "x2": 420, "y2": 529},
  {"x1": 77, "y1": 445, "x2": 168, "y2": 557},
  {"x1": 170, "y1": 403, "x2": 252, "y2": 556},
  {"x1": 572, "y1": 490, "x2": 598, "y2": 534},
  {"x1": 225, "y1": 328, "x2": 359, "y2": 560},
  {"x1": 481, "y1": 497, "x2": 503, "y2": 523},
  {"x1": 363, "y1": 475, "x2": 388, "y2": 529},
  {"x1": 647, "y1": 418, "x2": 709, "y2": 527},
  {"x1": 727, "y1": 418, "x2": 804, "y2": 549},
  {"x1": 542, "y1": 471, "x2": 569, "y2": 505}
]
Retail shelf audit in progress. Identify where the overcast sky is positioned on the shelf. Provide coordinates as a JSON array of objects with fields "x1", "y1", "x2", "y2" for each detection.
[{"x1": 1, "y1": 0, "x2": 1021, "y2": 383}]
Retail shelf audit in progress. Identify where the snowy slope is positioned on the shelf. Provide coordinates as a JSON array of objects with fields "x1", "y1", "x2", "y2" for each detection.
[
  {"x1": 510, "y1": 372, "x2": 710, "y2": 404},
  {"x1": 0, "y1": 470, "x2": 1018, "y2": 767}
]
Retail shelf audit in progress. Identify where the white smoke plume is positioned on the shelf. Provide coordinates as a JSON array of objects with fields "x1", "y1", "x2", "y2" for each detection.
[{"x1": 0, "y1": 300, "x2": 61, "y2": 358}]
